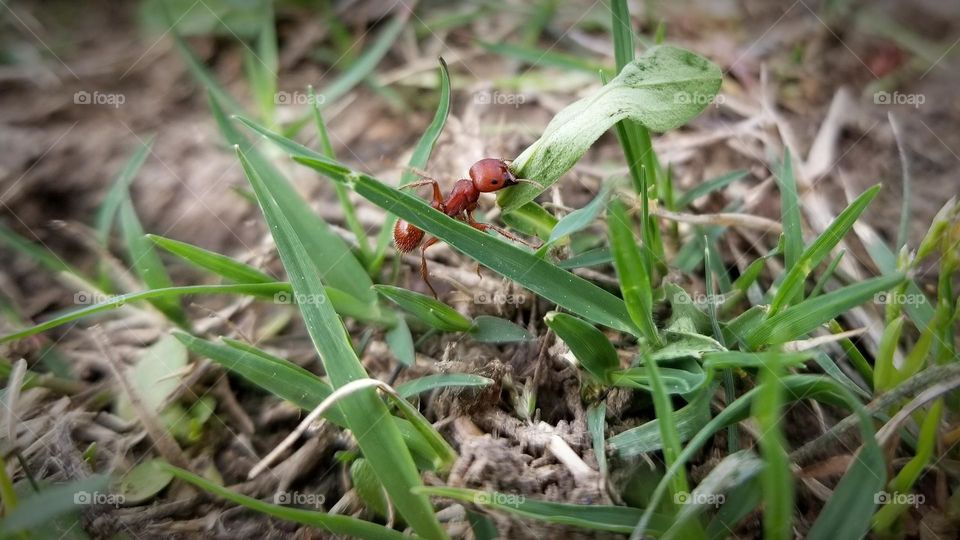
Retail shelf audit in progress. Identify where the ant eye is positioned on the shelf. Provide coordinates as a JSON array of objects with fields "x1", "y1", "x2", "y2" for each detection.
[{"x1": 491, "y1": 180, "x2": 498, "y2": 185}]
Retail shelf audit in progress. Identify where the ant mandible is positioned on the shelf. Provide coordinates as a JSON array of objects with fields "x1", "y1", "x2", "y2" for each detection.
[{"x1": 393, "y1": 158, "x2": 539, "y2": 298}]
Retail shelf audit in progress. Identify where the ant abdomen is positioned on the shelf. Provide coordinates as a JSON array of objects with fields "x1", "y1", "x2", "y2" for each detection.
[{"x1": 393, "y1": 219, "x2": 425, "y2": 253}]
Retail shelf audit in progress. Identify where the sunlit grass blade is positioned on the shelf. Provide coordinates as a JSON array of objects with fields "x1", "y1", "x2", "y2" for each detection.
[
  {"x1": 159, "y1": 464, "x2": 412, "y2": 540},
  {"x1": 501, "y1": 202, "x2": 558, "y2": 241},
  {"x1": 119, "y1": 198, "x2": 186, "y2": 324},
  {"x1": 96, "y1": 137, "x2": 153, "y2": 243},
  {"x1": 372, "y1": 58, "x2": 450, "y2": 272},
  {"x1": 545, "y1": 312, "x2": 619, "y2": 383},
  {"x1": 607, "y1": 199, "x2": 660, "y2": 344},
  {"x1": 548, "y1": 183, "x2": 612, "y2": 243},
  {"x1": 146, "y1": 234, "x2": 274, "y2": 283},
  {"x1": 415, "y1": 486, "x2": 672, "y2": 535},
  {"x1": 236, "y1": 148, "x2": 446, "y2": 538},
  {"x1": 0, "y1": 283, "x2": 286, "y2": 344},
  {"x1": 746, "y1": 273, "x2": 905, "y2": 348},
  {"x1": 769, "y1": 184, "x2": 880, "y2": 315}
]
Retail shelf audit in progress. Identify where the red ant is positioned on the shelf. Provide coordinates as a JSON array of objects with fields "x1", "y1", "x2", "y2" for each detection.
[{"x1": 393, "y1": 158, "x2": 539, "y2": 297}]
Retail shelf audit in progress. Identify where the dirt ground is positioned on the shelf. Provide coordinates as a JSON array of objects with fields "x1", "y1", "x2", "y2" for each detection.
[{"x1": 1, "y1": 0, "x2": 959, "y2": 537}]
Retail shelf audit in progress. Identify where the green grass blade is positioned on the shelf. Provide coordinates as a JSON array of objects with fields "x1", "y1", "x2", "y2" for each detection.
[
  {"x1": 0, "y1": 475, "x2": 108, "y2": 536},
  {"x1": 317, "y1": 13, "x2": 407, "y2": 108},
  {"x1": 146, "y1": 234, "x2": 274, "y2": 283},
  {"x1": 209, "y1": 94, "x2": 375, "y2": 307},
  {"x1": 0, "y1": 283, "x2": 287, "y2": 344},
  {"x1": 479, "y1": 41, "x2": 604, "y2": 73},
  {"x1": 608, "y1": 384, "x2": 713, "y2": 457},
  {"x1": 467, "y1": 316, "x2": 534, "y2": 343},
  {"x1": 237, "y1": 148, "x2": 446, "y2": 538},
  {"x1": 548, "y1": 184, "x2": 612, "y2": 243},
  {"x1": 96, "y1": 137, "x2": 153, "y2": 243},
  {"x1": 170, "y1": 26, "x2": 243, "y2": 113},
  {"x1": 396, "y1": 374, "x2": 493, "y2": 398},
  {"x1": 746, "y1": 273, "x2": 905, "y2": 348},
  {"x1": 385, "y1": 316, "x2": 415, "y2": 366},
  {"x1": 159, "y1": 464, "x2": 414, "y2": 540},
  {"x1": 374, "y1": 285, "x2": 472, "y2": 332},
  {"x1": 776, "y1": 151, "x2": 803, "y2": 302},
  {"x1": 545, "y1": 312, "x2": 619, "y2": 383},
  {"x1": 587, "y1": 403, "x2": 608, "y2": 480},
  {"x1": 754, "y1": 357, "x2": 793, "y2": 540},
  {"x1": 769, "y1": 184, "x2": 880, "y2": 315},
  {"x1": 607, "y1": 199, "x2": 660, "y2": 344},
  {"x1": 372, "y1": 58, "x2": 451, "y2": 271},
  {"x1": 501, "y1": 202, "x2": 558, "y2": 241},
  {"x1": 0, "y1": 223, "x2": 74, "y2": 274},
  {"x1": 119, "y1": 199, "x2": 186, "y2": 324},
  {"x1": 676, "y1": 170, "x2": 748, "y2": 208},
  {"x1": 415, "y1": 486, "x2": 671, "y2": 535}
]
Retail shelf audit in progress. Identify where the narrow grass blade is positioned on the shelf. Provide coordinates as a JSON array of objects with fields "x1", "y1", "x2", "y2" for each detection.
[
  {"x1": 587, "y1": 403, "x2": 608, "y2": 480},
  {"x1": 545, "y1": 312, "x2": 619, "y2": 383},
  {"x1": 557, "y1": 247, "x2": 612, "y2": 269},
  {"x1": 607, "y1": 199, "x2": 660, "y2": 344},
  {"x1": 608, "y1": 383, "x2": 713, "y2": 457},
  {"x1": 769, "y1": 184, "x2": 880, "y2": 315},
  {"x1": 776, "y1": 151, "x2": 803, "y2": 284},
  {"x1": 385, "y1": 316, "x2": 415, "y2": 366},
  {"x1": 317, "y1": 13, "x2": 407, "y2": 108},
  {"x1": 0, "y1": 223, "x2": 74, "y2": 274},
  {"x1": 119, "y1": 198, "x2": 186, "y2": 324},
  {"x1": 676, "y1": 170, "x2": 748, "y2": 208},
  {"x1": 374, "y1": 285, "x2": 472, "y2": 332},
  {"x1": 746, "y1": 273, "x2": 905, "y2": 348},
  {"x1": 548, "y1": 184, "x2": 612, "y2": 243},
  {"x1": 609, "y1": 361, "x2": 707, "y2": 395},
  {"x1": 479, "y1": 41, "x2": 603, "y2": 73},
  {"x1": 147, "y1": 234, "x2": 274, "y2": 283},
  {"x1": 372, "y1": 58, "x2": 451, "y2": 271},
  {"x1": 170, "y1": 27, "x2": 243, "y2": 113},
  {"x1": 159, "y1": 464, "x2": 413, "y2": 540},
  {"x1": 96, "y1": 137, "x2": 153, "y2": 243},
  {"x1": 754, "y1": 358, "x2": 793, "y2": 540},
  {"x1": 396, "y1": 374, "x2": 493, "y2": 398},
  {"x1": 209, "y1": 94, "x2": 375, "y2": 307},
  {"x1": 415, "y1": 486, "x2": 671, "y2": 535},
  {"x1": 0, "y1": 283, "x2": 287, "y2": 344},
  {"x1": 237, "y1": 149, "x2": 445, "y2": 537}
]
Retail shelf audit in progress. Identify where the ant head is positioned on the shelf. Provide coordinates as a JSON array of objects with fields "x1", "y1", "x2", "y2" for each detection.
[{"x1": 469, "y1": 158, "x2": 518, "y2": 192}]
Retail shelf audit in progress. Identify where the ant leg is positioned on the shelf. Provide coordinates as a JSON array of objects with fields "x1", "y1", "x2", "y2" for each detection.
[
  {"x1": 400, "y1": 178, "x2": 444, "y2": 207},
  {"x1": 419, "y1": 237, "x2": 441, "y2": 298},
  {"x1": 466, "y1": 212, "x2": 539, "y2": 248}
]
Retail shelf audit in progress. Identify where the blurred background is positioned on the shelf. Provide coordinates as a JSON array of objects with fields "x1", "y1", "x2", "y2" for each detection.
[{"x1": 1, "y1": 0, "x2": 958, "y2": 315}]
